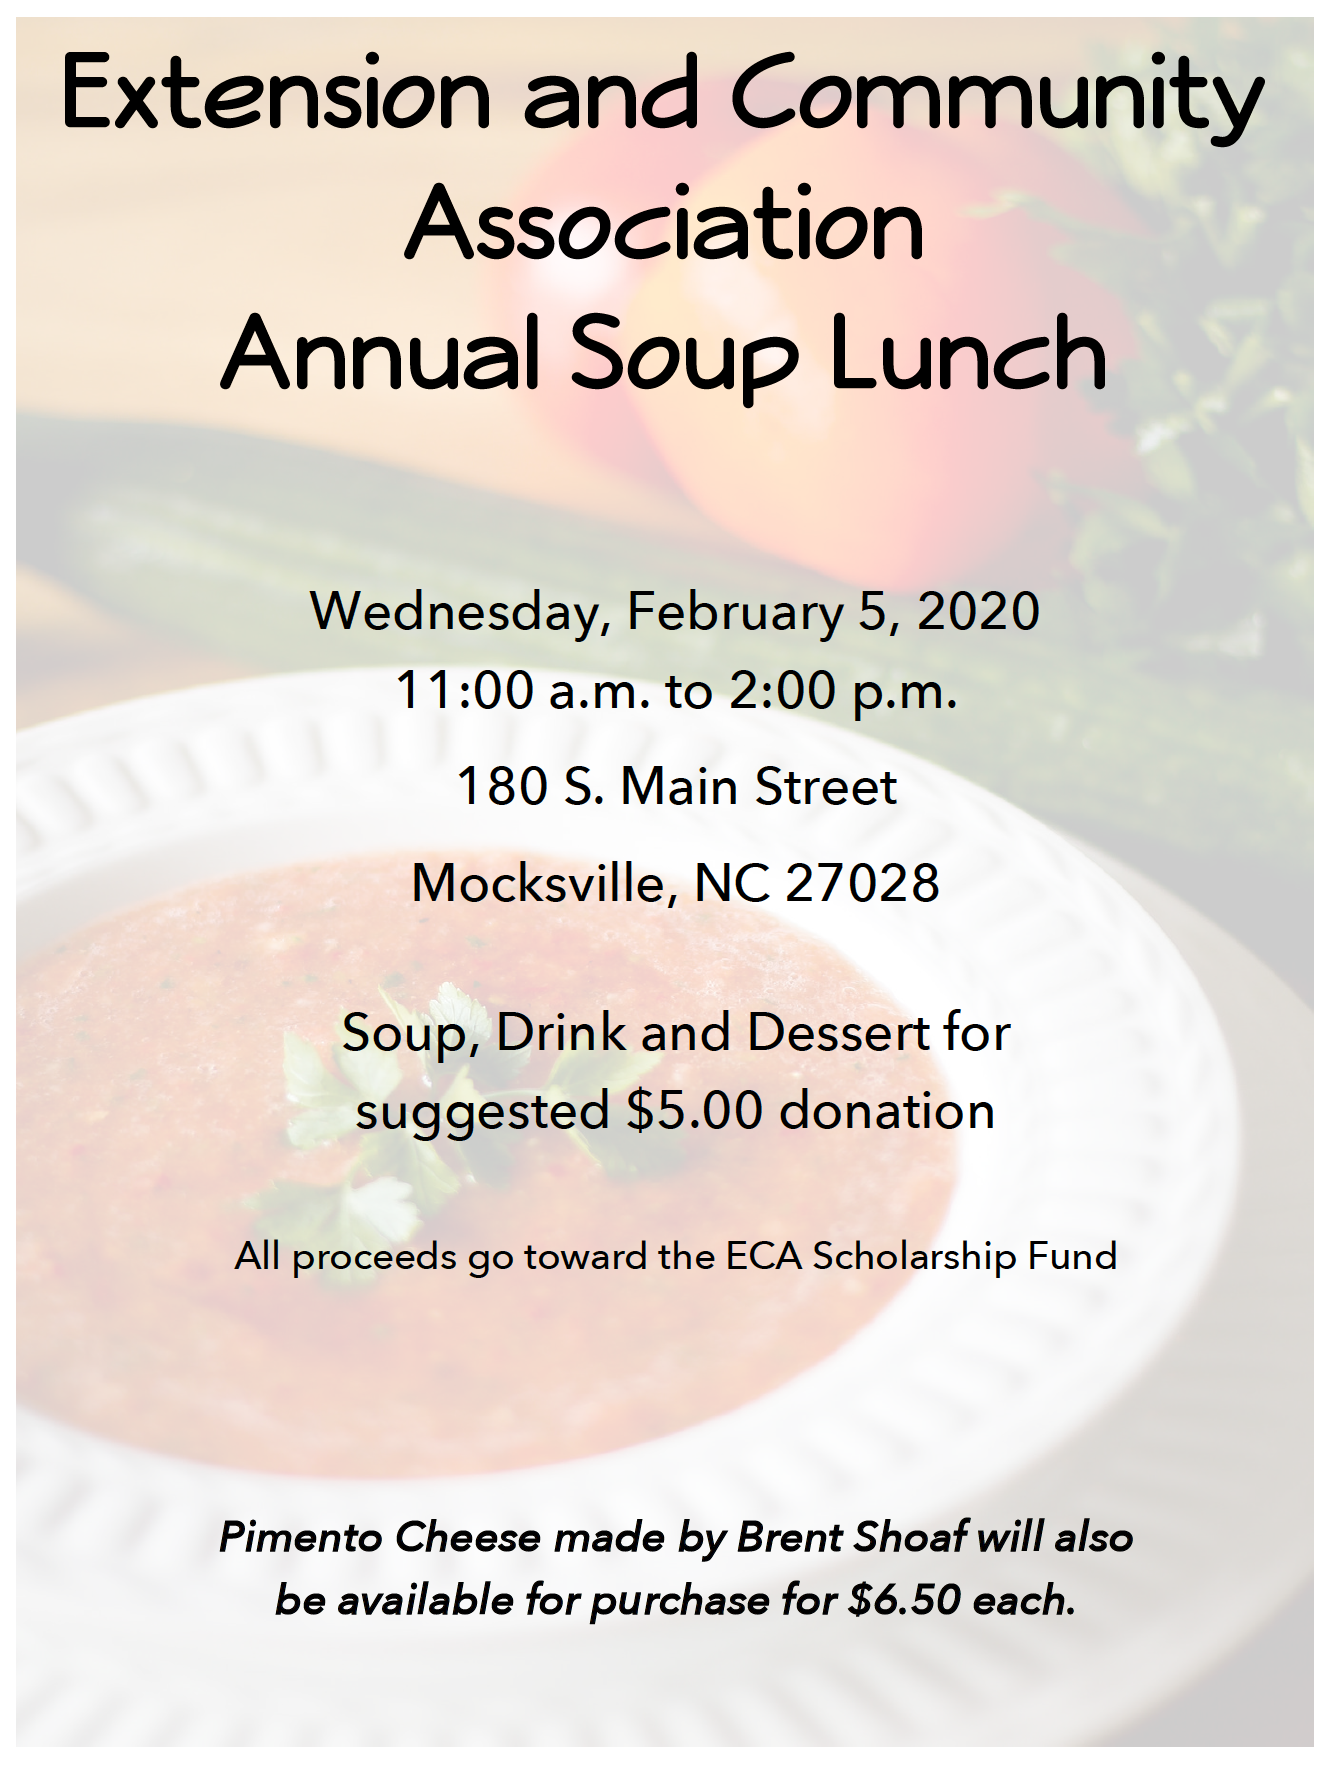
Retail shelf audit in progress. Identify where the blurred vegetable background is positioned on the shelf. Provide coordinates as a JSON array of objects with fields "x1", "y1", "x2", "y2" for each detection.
[
  {"x1": 18, "y1": 18, "x2": 1311, "y2": 994},
  {"x1": 1047, "y1": 19, "x2": 1312, "y2": 698}
]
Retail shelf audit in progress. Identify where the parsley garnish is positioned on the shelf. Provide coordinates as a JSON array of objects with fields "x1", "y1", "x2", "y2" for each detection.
[{"x1": 248, "y1": 983, "x2": 665, "y2": 1280}]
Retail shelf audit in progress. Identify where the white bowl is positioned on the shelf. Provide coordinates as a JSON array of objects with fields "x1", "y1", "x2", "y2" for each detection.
[{"x1": 18, "y1": 669, "x2": 1247, "y2": 1743}]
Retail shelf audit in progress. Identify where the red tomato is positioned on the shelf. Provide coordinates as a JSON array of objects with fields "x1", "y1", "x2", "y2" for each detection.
[
  {"x1": 503, "y1": 83, "x2": 765, "y2": 481},
  {"x1": 622, "y1": 127, "x2": 1139, "y2": 590}
]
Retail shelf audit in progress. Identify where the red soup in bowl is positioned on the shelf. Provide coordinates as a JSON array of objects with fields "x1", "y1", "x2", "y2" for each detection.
[{"x1": 18, "y1": 852, "x2": 955, "y2": 1476}]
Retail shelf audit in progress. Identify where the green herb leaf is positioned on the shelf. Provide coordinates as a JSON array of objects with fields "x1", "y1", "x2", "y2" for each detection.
[
  {"x1": 397, "y1": 1141, "x2": 462, "y2": 1212},
  {"x1": 547, "y1": 1045, "x2": 662, "y2": 1098},
  {"x1": 379, "y1": 986, "x2": 433, "y2": 1051},
  {"x1": 246, "y1": 1178, "x2": 344, "y2": 1241},
  {"x1": 429, "y1": 982, "x2": 492, "y2": 1044},
  {"x1": 286, "y1": 1102, "x2": 361, "y2": 1149},
  {"x1": 334, "y1": 1042, "x2": 400, "y2": 1099},
  {"x1": 247, "y1": 1176, "x2": 421, "y2": 1285},
  {"x1": 283, "y1": 1032, "x2": 347, "y2": 1108},
  {"x1": 342, "y1": 1177, "x2": 420, "y2": 1245}
]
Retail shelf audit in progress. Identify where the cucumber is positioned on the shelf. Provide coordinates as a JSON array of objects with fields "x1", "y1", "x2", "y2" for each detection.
[{"x1": 19, "y1": 414, "x2": 1310, "y2": 884}]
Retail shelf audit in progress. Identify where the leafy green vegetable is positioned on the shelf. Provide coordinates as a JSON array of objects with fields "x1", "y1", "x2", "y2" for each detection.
[
  {"x1": 282, "y1": 1030, "x2": 400, "y2": 1151},
  {"x1": 548, "y1": 1043, "x2": 660, "y2": 1100},
  {"x1": 1039, "y1": 20, "x2": 1312, "y2": 691},
  {"x1": 248, "y1": 1176, "x2": 421, "y2": 1284},
  {"x1": 253, "y1": 982, "x2": 665, "y2": 1282},
  {"x1": 549, "y1": 1042, "x2": 671, "y2": 1179}
]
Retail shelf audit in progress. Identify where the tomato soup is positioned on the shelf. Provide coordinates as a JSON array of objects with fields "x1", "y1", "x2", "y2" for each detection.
[{"x1": 18, "y1": 853, "x2": 955, "y2": 1476}]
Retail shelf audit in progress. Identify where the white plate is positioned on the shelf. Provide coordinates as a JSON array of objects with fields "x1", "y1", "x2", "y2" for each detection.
[{"x1": 19, "y1": 668, "x2": 1281, "y2": 1744}]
